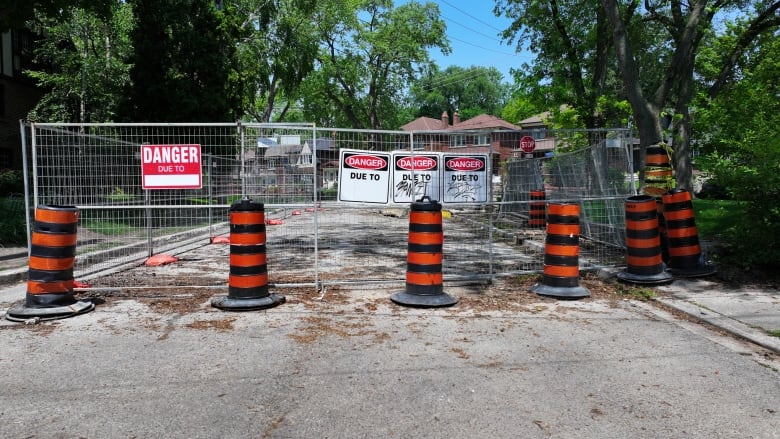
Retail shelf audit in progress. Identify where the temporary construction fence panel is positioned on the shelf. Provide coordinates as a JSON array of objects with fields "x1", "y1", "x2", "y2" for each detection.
[{"x1": 22, "y1": 123, "x2": 634, "y2": 289}]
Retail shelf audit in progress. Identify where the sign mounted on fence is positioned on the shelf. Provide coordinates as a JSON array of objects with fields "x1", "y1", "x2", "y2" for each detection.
[
  {"x1": 338, "y1": 149, "x2": 391, "y2": 203},
  {"x1": 392, "y1": 153, "x2": 441, "y2": 204},
  {"x1": 442, "y1": 154, "x2": 488, "y2": 203},
  {"x1": 141, "y1": 144, "x2": 202, "y2": 189}
]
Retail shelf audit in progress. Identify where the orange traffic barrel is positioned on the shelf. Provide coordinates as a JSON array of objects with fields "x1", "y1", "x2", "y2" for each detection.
[
  {"x1": 391, "y1": 197, "x2": 458, "y2": 307},
  {"x1": 211, "y1": 198, "x2": 284, "y2": 311},
  {"x1": 661, "y1": 189, "x2": 716, "y2": 277},
  {"x1": 530, "y1": 203, "x2": 590, "y2": 298},
  {"x1": 528, "y1": 189, "x2": 546, "y2": 228},
  {"x1": 617, "y1": 195, "x2": 673, "y2": 284},
  {"x1": 643, "y1": 144, "x2": 674, "y2": 196},
  {"x1": 6, "y1": 205, "x2": 94, "y2": 322}
]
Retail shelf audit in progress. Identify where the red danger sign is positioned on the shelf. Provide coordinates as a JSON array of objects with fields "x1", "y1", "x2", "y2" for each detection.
[
  {"x1": 396, "y1": 156, "x2": 437, "y2": 171},
  {"x1": 519, "y1": 136, "x2": 536, "y2": 153},
  {"x1": 446, "y1": 157, "x2": 485, "y2": 171},
  {"x1": 141, "y1": 144, "x2": 202, "y2": 189}
]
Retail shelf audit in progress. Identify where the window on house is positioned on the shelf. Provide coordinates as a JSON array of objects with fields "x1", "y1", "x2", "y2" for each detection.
[
  {"x1": 450, "y1": 134, "x2": 466, "y2": 148},
  {"x1": 475, "y1": 134, "x2": 491, "y2": 145}
]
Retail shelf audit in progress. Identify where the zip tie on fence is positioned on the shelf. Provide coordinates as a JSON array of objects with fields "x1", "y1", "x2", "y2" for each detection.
[
  {"x1": 6, "y1": 205, "x2": 95, "y2": 323},
  {"x1": 211, "y1": 197, "x2": 285, "y2": 311},
  {"x1": 391, "y1": 196, "x2": 458, "y2": 308}
]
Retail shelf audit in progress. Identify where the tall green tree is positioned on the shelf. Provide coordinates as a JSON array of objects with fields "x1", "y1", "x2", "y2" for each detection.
[
  {"x1": 25, "y1": 3, "x2": 133, "y2": 123},
  {"x1": 301, "y1": 0, "x2": 450, "y2": 129},
  {"x1": 0, "y1": 0, "x2": 114, "y2": 30},
  {"x1": 693, "y1": 27, "x2": 780, "y2": 268},
  {"x1": 121, "y1": 0, "x2": 240, "y2": 122},
  {"x1": 600, "y1": 0, "x2": 780, "y2": 191},
  {"x1": 227, "y1": 0, "x2": 318, "y2": 122},
  {"x1": 409, "y1": 65, "x2": 510, "y2": 121},
  {"x1": 495, "y1": 0, "x2": 620, "y2": 129}
]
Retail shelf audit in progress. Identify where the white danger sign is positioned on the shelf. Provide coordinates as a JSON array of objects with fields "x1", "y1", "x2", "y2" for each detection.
[
  {"x1": 392, "y1": 153, "x2": 441, "y2": 204},
  {"x1": 442, "y1": 154, "x2": 489, "y2": 203},
  {"x1": 338, "y1": 149, "x2": 391, "y2": 203}
]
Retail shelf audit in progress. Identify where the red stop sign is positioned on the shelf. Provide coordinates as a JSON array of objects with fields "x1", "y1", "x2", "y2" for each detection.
[{"x1": 519, "y1": 136, "x2": 536, "y2": 153}]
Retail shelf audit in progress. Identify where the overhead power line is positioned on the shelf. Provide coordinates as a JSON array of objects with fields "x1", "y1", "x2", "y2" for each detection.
[{"x1": 438, "y1": 0, "x2": 504, "y2": 33}]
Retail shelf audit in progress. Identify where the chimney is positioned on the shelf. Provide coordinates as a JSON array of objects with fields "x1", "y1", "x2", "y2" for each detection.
[
  {"x1": 453, "y1": 110, "x2": 460, "y2": 125},
  {"x1": 441, "y1": 111, "x2": 449, "y2": 129}
]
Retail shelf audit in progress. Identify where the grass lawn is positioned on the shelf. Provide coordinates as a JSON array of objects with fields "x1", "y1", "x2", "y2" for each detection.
[{"x1": 692, "y1": 198, "x2": 744, "y2": 239}]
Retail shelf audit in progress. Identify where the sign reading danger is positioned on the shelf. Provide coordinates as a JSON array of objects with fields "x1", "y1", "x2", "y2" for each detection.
[
  {"x1": 392, "y1": 153, "x2": 441, "y2": 204},
  {"x1": 442, "y1": 154, "x2": 489, "y2": 203},
  {"x1": 338, "y1": 149, "x2": 391, "y2": 203},
  {"x1": 141, "y1": 144, "x2": 202, "y2": 189}
]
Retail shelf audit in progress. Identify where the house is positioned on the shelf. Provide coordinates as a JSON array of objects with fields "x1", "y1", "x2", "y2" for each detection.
[
  {"x1": 401, "y1": 111, "x2": 554, "y2": 174},
  {"x1": 0, "y1": 28, "x2": 43, "y2": 169}
]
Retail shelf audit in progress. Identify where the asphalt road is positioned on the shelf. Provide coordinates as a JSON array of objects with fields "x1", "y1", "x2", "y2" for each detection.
[{"x1": 1, "y1": 280, "x2": 778, "y2": 439}]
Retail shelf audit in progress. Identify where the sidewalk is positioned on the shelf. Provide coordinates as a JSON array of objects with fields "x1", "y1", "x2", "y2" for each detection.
[{"x1": 655, "y1": 277, "x2": 780, "y2": 354}]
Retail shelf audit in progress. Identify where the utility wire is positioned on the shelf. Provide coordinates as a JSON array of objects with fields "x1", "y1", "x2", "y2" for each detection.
[{"x1": 438, "y1": 0, "x2": 504, "y2": 33}]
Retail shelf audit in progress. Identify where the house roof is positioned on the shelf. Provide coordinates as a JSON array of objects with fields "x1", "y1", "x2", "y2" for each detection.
[
  {"x1": 401, "y1": 116, "x2": 444, "y2": 131},
  {"x1": 402, "y1": 113, "x2": 520, "y2": 132},
  {"x1": 452, "y1": 114, "x2": 520, "y2": 131}
]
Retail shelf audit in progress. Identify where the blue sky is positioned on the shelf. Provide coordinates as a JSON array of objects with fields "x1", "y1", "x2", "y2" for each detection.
[{"x1": 421, "y1": 0, "x2": 532, "y2": 82}]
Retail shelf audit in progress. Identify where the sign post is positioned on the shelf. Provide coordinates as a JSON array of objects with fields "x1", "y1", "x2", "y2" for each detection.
[{"x1": 141, "y1": 144, "x2": 202, "y2": 189}]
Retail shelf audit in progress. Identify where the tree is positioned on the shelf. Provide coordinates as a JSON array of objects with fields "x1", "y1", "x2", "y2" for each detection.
[
  {"x1": 0, "y1": 0, "x2": 115, "y2": 31},
  {"x1": 227, "y1": 0, "x2": 318, "y2": 122},
  {"x1": 495, "y1": 0, "x2": 621, "y2": 129},
  {"x1": 302, "y1": 0, "x2": 450, "y2": 129},
  {"x1": 409, "y1": 65, "x2": 510, "y2": 121},
  {"x1": 693, "y1": 28, "x2": 780, "y2": 268},
  {"x1": 600, "y1": 0, "x2": 780, "y2": 191},
  {"x1": 121, "y1": 0, "x2": 241, "y2": 122},
  {"x1": 25, "y1": 4, "x2": 133, "y2": 123}
]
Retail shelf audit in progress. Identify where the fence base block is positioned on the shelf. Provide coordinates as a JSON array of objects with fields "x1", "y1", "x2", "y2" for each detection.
[
  {"x1": 210, "y1": 294, "x2": 285, "y2": 311},
  {"x1": 390, "y1": 291, "x2": 458, "y2": 308},
  {"x1": 5, "y1": 300, "x2": 94, "y2": 322}
]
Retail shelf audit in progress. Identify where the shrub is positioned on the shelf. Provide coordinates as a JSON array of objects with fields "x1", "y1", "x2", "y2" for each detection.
[
  {"x1": 0, "y1": 169, "x2": 25, "y2": 195},
  {"x1": 0, "y1": 196, "x2": 28, "y2": 246}
]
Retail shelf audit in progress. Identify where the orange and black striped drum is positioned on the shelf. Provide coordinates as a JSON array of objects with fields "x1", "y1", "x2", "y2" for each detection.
[
  {"x1": 26, "y1": 205, "x2": 79, "y2": 307},
  {"x1": 644, "y1": 144, "x2": 674, "y2": 196},
  {"x1": 529, "y1": 189, "x2": 546, "y2": 228},
  {"x1": 541, "y1": 203, "x2": 581, "y2": 288},
  {"x1": 212, "y1": 198, "x2": 284, "y2": 311},
  {"x1": 624, "y1": 195, "x2": 663, "y2": 275},
  {"x1": 530, "y1": 203, "x2": 590, "y2": 298},
  {"x1": 391, "y1": 197, "x2": 458, "y2": 307},
  {"x1": 228, "y1": 199, "x2": 268, "y2": 298},
  {"x1": 405, "y1": 201, "x2": 444, "y2": 295},
  {"x1": 617, "y1": 195, "x2": 673, "y2": 284},
  {"x1": 662, "y1": 189, "x2": 701, "y2": 269}
]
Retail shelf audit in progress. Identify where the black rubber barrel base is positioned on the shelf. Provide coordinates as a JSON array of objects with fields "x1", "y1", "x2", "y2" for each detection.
[
  {"x1": 390, "y1": 291, "x2": 458, "y2": 308},
  {"x1": 616, "y1": 269, "x2": 673, "y2": 285},
  {"x1": 211, "y1": 294, "x2": 285, "y2": 311},
  {"x1": 530, "y1": 283, "x2": 590, "y2": 299},
  {"x1": 667, "y1": 263, "x2": 716, "y2": 278},
  {"x1": 6, "y1": 300, "x2": 94, "y2": 322}
]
